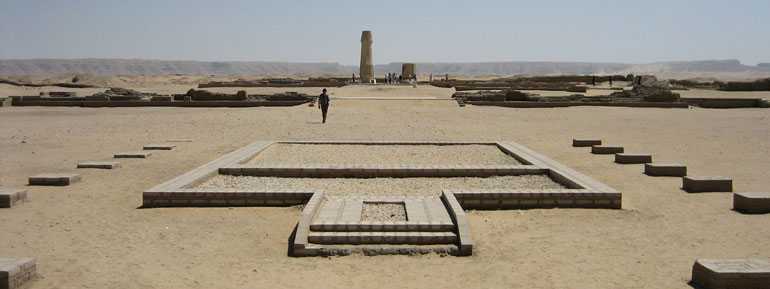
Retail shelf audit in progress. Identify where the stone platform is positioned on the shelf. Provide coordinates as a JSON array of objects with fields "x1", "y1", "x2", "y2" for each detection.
[
  {"x1": 591, "y1": 145, "x2": 624, "y2": 154},
  {"x1": 683, "y1": 176, "x2": 732, "y2": 193},
  {"x1": 614, "y1": 153, "x2": 652, "y2": 164},
  {"x1": 143, "y1": 144, "x2": 176, "y2": 150},
  {"x1": 77, "y1": 161, "x2": 120, "y2": 169},
  {"x1": 645, "y1": 163, "x2": 687, "y2": 177},
  {"x1": 28, "y1": 174, "x2": 81, "y2": 186},
  {"x1": 0, "y1": 258, "x2": 36, "y2": 289},
  {"x1": 733, "y1": 192, "x2": 770, "y2": 214},
  {"x1": 572, "y1": 139, "x2": 601, "y2": 147},
  {"x1": 691, "y1": 259, "x2": 770, "y2": 289},
  {"x1": 114, "y1": 152, "x2": 152, "y2": 158},
  {"x1": 144, "y1": 140, "x2": 621, "y2": 257},
  {"x1": 0, "y1": 190, "x2": 27, "y2": 208}
]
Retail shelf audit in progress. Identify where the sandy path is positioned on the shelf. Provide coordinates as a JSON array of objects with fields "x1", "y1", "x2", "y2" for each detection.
[{"x1": 0, "y1": 85, "x2": 769, "y2": 288}]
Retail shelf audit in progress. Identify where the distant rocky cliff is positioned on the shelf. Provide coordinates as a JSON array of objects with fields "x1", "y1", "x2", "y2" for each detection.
[{"x1": 1, "y1": 58, "x2": 768, "y2": 77}]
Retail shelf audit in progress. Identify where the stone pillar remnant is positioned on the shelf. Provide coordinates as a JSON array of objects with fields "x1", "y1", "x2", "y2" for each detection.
[
  {"x1": 402, "y1": 63, "x2": 416, "y2": 79},
  {"x1": 360, "y1": 31, "x2": 374, "y2": 83}
]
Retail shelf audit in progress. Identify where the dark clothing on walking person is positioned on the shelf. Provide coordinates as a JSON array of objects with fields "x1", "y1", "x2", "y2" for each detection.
[{"x1": 318, "y1": 89, "x2": 330, "y2": 123}]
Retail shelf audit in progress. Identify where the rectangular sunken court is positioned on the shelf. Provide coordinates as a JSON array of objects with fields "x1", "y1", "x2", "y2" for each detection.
[{"x1": 143, "y1": 141, "x2": 621, "y2": 256}]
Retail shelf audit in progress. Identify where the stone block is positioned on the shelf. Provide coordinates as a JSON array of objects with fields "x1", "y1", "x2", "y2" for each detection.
[
  {"x1": 0, "y1": 190, "x2": 27, "y2": 208},
  {"x1": 733, "y1": 192, "x2": 770, "y2": 214},
  {"x1": 77, "y1": 161, "x2": 120, "y2": 169},
  {"x1": 644, "y1": 163, "x2": 686, "y2": 176},
  {"x1": 114, "y1": 152, "x2": 152, "y2": 158},
  {"x1": 614, "y1": 153, "x2": 652, "y2": 164},
  {"x1": 143, "y1": 145, "x2": 175, "y2": 150},
  {"x1": 167, "y1": 139, "x2": 194, "y2": 142},
  {"x1": 683, "y1": 176, "x2": 732, "y2": 193},
  {"x1": 28, "y1": 173, "x2": 81, "y2": 186},
  {"x1": 0, "y1": 258, "x2": 36, "y2": 289},
  {"x1": 591, "y1": 145, "x2": 624, "y2": 154},
  {"x1": 572, "y1": 139, "x2": 601, "y2": 147},
  {"x1": 691, "y1": 259, "x2": 770, "y2": 289},
  {"x1": 150, "y1": 96, "x2": 172, "y2": 101}
]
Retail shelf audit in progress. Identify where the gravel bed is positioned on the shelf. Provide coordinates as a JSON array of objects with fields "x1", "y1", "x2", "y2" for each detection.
[
  {"x1": 361, "y1": 203, "x2": 407, "y2": 221},
  {"x1": 247, "y1": 144, "x2": 521, "y2": 165},
  {"x1": 195, "y1": 175, "x2": 565, "y2": 197}
]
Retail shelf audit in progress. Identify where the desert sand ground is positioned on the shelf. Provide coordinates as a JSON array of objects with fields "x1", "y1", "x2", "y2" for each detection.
[{"x1": 1, "y1": 80, "x2": 769, "y2": 288}]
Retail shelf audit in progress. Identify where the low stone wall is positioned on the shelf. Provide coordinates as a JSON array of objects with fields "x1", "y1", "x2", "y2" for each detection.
[
  {"x1": 11, "y1": 99, "x2": 308, "y2": 107},
  {"x1": 143, "y1": 189, "x2": 315, "y2": 207},
  {"x1": 466, "y1": 101, "x2": 689, "y2": 108},
  {"x1": 449, "y1": 189, "x2": 621, "y2": 209},
  {"x1": 681, "y1": 98, "x2": 767, "y2": 108}
]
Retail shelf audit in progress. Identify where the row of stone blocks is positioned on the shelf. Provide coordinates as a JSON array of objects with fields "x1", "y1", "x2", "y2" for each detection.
[
  {"x1": 219, "y1": 165, "x2": 547, "y2": 178},
  {"x1": 733, "y1": 192, "x2": 770, "y2": 214},
  {"x1": 307, "y1": 231, "x2": 458, "y2": 245},
  {"x1": 142, "y1": 190, "x2": 315, "y2": 207},
  {"x1": 0, "y1": 258, "x2": 36, "y2": 289},
  {"x1": 310, "y1": 221, "x2": 455, "y2": 232},
  {"x1": 0, "y1": 190, "x2": 27, "y2": 208},
  {"x1": 691, "y1": 259, "x2": 770, "y2": 289},
  {"x1": 451, "y1": 190, "x2": 622, "y2": 209}
]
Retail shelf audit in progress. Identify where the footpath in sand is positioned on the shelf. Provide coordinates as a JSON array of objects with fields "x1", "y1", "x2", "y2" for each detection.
[{"x1": 0, "y1": 84, "x2": 769, "y2": 288}]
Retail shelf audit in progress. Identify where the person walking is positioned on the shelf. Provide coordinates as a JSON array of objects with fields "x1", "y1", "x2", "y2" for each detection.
[{"x1": 318, "y1": 88, "x2": 330, "y2": 123}]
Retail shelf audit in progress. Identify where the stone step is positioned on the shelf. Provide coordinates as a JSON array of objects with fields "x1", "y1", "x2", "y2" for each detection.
[
  {"x1": 733, "y1": 192, "x2": 770, "y2": 214},
  {"x1": 28, "y1": 173, "x2": 81, "y2": 186},
  {"x1": 644, "y1": 163, "x2": 687, "y2": 176},
  {"x1": 114, "y1": 152, "x2": 152, "y2": 158},
  {"x1": 77, "y1": 161, "x2": 120, "y2": 169},
  {"x1": 143, "y1": 144, "x2": 176, "y2": 150},
  {"x1": 691, "y1": 259, "x2": 770, "y2": 289},
  {"x1": 310, "y1": 221, "x2": 455, "y2": 232},
  {"x1": 307, "y1": 231, "x2": 457, "y2": 245},
  {"x1": 615, "y1": 153, "x2": 652, "y2": 164},
  {"x1": 683, "y1": 176, "x2": 732, "y2": 193},
  {"x1": 304, "y1": 244, "x2": 458, "y2": 256},
  {"x1": 0, "y1": 258, "x2": 36, "y2": 289},
  {"x1": 0, "y1": 189, "x2": 27, "y2": 208},
  {"x1": 591, "y1": 145, "x2": 624, "y2": 154},
  {"x1": 572, "y1": 139, "x2": 601, "y2": 147}
]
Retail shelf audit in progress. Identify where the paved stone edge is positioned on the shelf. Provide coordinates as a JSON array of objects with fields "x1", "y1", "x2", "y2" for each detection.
[
  {"x1": 293, "y1": 190, "x2": 325, "y2": 257},
  {"x1": 144, "y1": 141, "x2": 275, "y2": 194},
  {"x1": 497, "y1": 142, "x2": 620, "y2": 195},
  {"x1": 441, "y1": 190, "x2": 472, "y2": 256}
]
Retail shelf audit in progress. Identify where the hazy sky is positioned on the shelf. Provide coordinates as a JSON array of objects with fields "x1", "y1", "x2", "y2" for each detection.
[{"x1": 1, "y1": 0, "x2": 768, "y2": 65}]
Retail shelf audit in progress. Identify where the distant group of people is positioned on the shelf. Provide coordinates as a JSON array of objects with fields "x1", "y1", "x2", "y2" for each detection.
[{"x1": 384, "y1": 73, "x2": 418, "y2": 84}]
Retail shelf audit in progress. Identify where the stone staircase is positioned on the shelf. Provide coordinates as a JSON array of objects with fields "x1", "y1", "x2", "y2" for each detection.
[{"x1": 294, "y1": 194, "x2": 472, "y2": 256}]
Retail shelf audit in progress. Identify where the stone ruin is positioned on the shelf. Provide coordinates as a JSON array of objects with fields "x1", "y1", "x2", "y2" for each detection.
[
  {"x1": 402, "y1": 63, "x2": 416, "y2": 79},
  {"x1": 88, "y1": 87, "x2": 157, "y2": 101},
  {"x1": 176, "y1": 89, "x2": 312, "y2": 102},
  {"x1": 360, "y1": 31, "x2": 374, "y2": 83},
  {"x1": 610, "y1": 75, "x2": 680, "y2": 102}
]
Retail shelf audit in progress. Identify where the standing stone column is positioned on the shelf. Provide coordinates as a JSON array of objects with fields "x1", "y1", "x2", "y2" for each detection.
[
  {"x1": 360, "y1": 31, "x2": 374, "y2": 83},
  {"x1": 401, "y1": 63, "x2": 416, "y2": 79}
]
